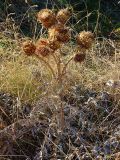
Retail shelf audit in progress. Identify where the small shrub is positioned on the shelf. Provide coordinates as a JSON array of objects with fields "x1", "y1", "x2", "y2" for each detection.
[{"x1": 22, "y1": 8, "x2": 94, "y2": 130}]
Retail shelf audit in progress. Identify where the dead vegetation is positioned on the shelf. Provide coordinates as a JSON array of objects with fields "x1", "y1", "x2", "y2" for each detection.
[{"x1": 0, "y1": 5, "x2": 120, "y2": 160}]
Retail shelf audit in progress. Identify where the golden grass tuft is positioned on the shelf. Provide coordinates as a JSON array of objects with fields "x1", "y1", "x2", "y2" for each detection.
[
  {"x1": 0, "y1": 59, "x2": 42, "y2": 102},
  {"x1": 0, "y1": 36, "x2": 53, "y2": 102}
]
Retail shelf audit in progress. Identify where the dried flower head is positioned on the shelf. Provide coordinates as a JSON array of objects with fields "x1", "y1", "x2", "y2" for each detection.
[
  {"x1": 36, "y1": 38, "x2": 49, "y2": 46},
  {"x1": 37, "y1": 9, "x2": 56, "y2": 28},
  {"x1": 48, "y1": 39, "x2": 61, "y2": 50},
  {"x1": 22, "y1": 40, "x2": 36, "y2": 56},
  {"x1": 35, "y1": 39, "x2": 51, "y2": 57},
  {"x1": 35, "y1": 45, "x2": 51, "y2": 57},
  {"x1": 48, "y1": 24, "x2": 71, "y2": 43},
  {"x1": 57, "y1": 8, "x2": 72, "y2": 24},
  {"x1": 76, "y1": 31, "x2": 94, "y2": 49},
  {"x1": 74, "y1": 53, "x2": 86, "y2": 63}
]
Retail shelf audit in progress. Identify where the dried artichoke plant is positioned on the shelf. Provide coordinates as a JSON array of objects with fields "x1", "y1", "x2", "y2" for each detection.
[{"x1": 22, "y1": 8, "x2": 94, "y2": 130}]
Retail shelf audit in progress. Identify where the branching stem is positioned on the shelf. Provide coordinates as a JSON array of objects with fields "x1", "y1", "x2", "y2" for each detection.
[
  {"x1": 35, "y1": 54, "x2": 56, "y2": 79},
  {"x1": 61, "y1": 56, "x2": 74, "y2": 77}
]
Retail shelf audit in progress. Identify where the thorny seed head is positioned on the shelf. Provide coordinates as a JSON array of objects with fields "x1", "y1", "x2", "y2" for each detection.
[
  {"x1": 57, "y1": 8, "x2": 72, "y2": 24},
  {"x1": 35, "y1": 39, "x2": 52, "y2": 57},
  {"x1": 48, "y1": 39, "x2": 61, "y2": 50},
  {"x1": 48, "y1": 24, "x2": 71, "y2": 43},
  {"x1": 35, "y1": 45, "x2": 51, "y2": 57},
  {"x1": 22, "y1": 40, "x2": 36, "y2": 56},
  {"x1": 37, "y1": 9, "x2": 56, "y2": 28},
  {"x1": 22, "y1": 8, "x2": 95, "y2": 66},
  {"x1": 76, "y1": 31, "x2": 94, "y2": 49},
  {"x1": 74, "y1": 53, "x2": 86, "y2": 63},
  {"x1": 36, "y1": 38, "x2": 49, "y2": 46}
]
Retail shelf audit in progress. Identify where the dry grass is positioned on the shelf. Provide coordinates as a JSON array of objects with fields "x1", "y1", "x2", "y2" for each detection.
[
  {"x1": 0, "y1": 3, "x2": 120, "y2": 159},
  {"x1": 0, "y1": 33, "x2": 120, "y2": 103},
  {"x1": 0, "y1": 34, "x2": 49, "y2": 103},
  {"x1": 0, "y1": 31, "x2": 120, "y2": 160},
  {"x1": 61, "y1": 39, "x2": 120, "y2": 96}
]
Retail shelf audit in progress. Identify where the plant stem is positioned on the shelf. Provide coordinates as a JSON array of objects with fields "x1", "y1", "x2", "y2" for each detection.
[
  {"x1": 35, "y1": 54, "x2": 56, "y2": 79},
  {"x1": 58, "y1": 78, "x2": 65, "y2": 131},
  {"x1": 52, "y1": 53, "x2": 60, "y2": 78},
  {"x1": 61, "y1": 56, "x2": 74, "y2": 77}
]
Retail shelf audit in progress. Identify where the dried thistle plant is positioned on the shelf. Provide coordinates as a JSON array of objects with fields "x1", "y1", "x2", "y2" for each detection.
[
  {"x1": 37, "y1": 9, "x2": 56, "y2": 28},
  {"x1": 76, "y1": 31, "x2": 94, "y2": 49},
  {"x1": 48, "y1": 24, "x2": 71, "y2": 43},
  {"x1": 22, "y1": 40, "x2": 36, "y2": 56},
  {"x1": 74, "y1": 53, "x2": 86, "y2": 63},
  {"x1": 35, "y1": 38, "x2": 52, "y2": 57},
  {"x1": 56, "y1": 8, "x2": 72, "y2": 24},
  {"x1": 22, "y1": 8, "x2": 94, "y2": 131}
]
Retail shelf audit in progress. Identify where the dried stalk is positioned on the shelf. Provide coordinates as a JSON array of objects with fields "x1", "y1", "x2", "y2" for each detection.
[
  {"x1": 35, "y1": 54, "x2": 56, "y2": 78},
  {"x1": 61, "y1": 56, "x2": 74, "y2": 77},
  {"x1": 51, "y1": 53, "x2": 65, "y2": 130}
]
